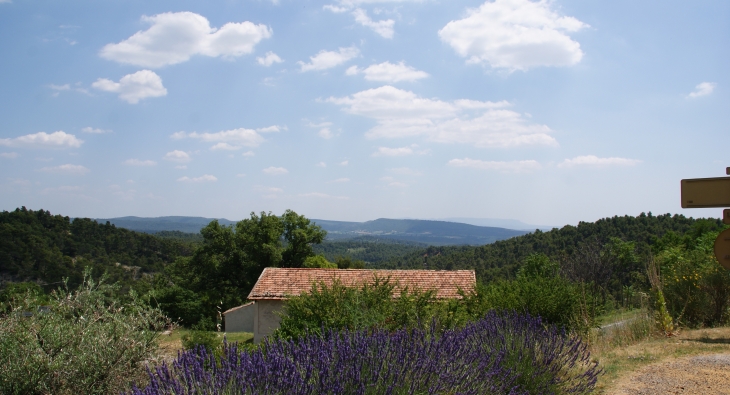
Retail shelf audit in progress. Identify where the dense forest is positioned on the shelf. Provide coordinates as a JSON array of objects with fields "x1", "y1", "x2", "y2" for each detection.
[
  {"x1": 312, "y1": 236, "x2": 426, "y2": 264},
  {"x1": 374, "y1": 212, "x2": 724, "y2": 281},
  {"x1": 0, "y1": 207, "x2": 194, "y2": 290}
]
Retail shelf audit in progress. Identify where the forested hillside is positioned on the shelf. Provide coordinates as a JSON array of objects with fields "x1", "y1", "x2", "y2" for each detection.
[
  {"x1": 374, "y1": 213, "x2": 724, "y2": 282},
  {"x1": 312, "y1": 237, "x2": 426, "y2": 263},
  {"x1": 0, "y1": 207, "x2": 194, "y2": 289}
]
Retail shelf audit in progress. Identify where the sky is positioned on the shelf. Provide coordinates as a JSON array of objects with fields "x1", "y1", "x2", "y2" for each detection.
[{"x1": 0, "y1": 0, "x2": 728, "y2": 227}]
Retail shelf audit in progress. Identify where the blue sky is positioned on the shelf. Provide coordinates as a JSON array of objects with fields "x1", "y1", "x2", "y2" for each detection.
[{"x1": 0, "y1": 0, "x2": 727, "y2": 226}]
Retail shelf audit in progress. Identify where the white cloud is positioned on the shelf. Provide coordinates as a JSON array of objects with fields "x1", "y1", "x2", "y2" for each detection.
[
  {"x1": 48, "y1": 84, "x2": 70, "y2": 96},
  {"x1": 173, "y1": 126, "x2": 280, "y2": 148},
  {"x1": 439, "y1": 0, "x2": 588, "y2": 71},
  {"x1": 256, "y1": 186, "x2": 284, "y2": 193},
  {"x1": 688, "y1": 82, "x2": 716, "y2": 99},
  {"x1": 340, "y1": 160, "x2": 349, "y2": 166},
  {"x1": 328, "y1": 86, "x2": 555, "y2": 148},
  {"x1": 0, "y1": 0, "x2": 12, "y2": 4},
  {"x1": 39, "y1": 164, "x2": 90, "y2": 174},
  {"x1": 299, "y1": 46, "x2": 359, "y2": 72},
  {"x1": 318, "y1": 128, "x2": 335, "y2": 139},
  {"x1": 448, "y1": 158, "x2": 541, "y2": 172},
  {"x1": 100, "y1": 12, "x2": 272, "y2": 68},
  {"x1": 177, "y1": 174, "x2": 217, "y2": 182},
  {"x1": 330, "y1": 177, "x2": 350, "y2": 183},
  {"x1": 175, "y1": 165, "x2": 187, "y2": 169},
  {"x1": 210, "y1": 142, "x2": 241, "y2": 151},
  {"x1": 299, "y1": 192, "x2": 349, "y2": 199},
  {"x1": 346, "y1": 61, "x2": 428, "y2": 82},
  {"x1": 0, "y1": 152, "x2": 19, "y2": 159},
  {"x1": 164, "y1": 150, "x2": 191, "y2": 163},
  {"x1": 242, "y1": 151, "x2": 255, "y2": 157},
  {"x1": 0, "y1": 131, "x2": 83, "y2": 149},
  {"x1": 323, "y1": 5, "x2": 349, "y2": 13},
  {"x1": 558, "y1": 155, "x2": 641, "y2": 168},
  {"x1": 352, "y1": 8, "x2": 394, "y2": 38},
  {"x1": 82, "y1": 127, "x2": 112, "y2": 134},
  {"x1": 263, "y1": 166, "x2": 288, "y2": 175},
  {"x1": 124, "y1": 158, "x2": 157, "y2": 166},
  {"x1": 316, "y1": 162, "x2": 327, "y2": 167},
  {"x1": 92, "y1": 70, "x2": 167, "y2": 104},
  {"x1": 257, "y1": 51, "x2": 283, "y2": 66},
  {"x1": 373, "y1": 145, "x2": 428, "y2": 156},
  {"x1": 237, "y1": 173, "x2": 246, "y2": 177}
]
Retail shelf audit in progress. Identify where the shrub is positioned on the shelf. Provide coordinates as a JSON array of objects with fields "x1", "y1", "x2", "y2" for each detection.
[
  {"x1": 0, "y1": 270, "x2": 171, "y2": 395},
  {"x1": 127, "y1": 312, "x2": 600, "y2": 395},
  {"x1": 181, "y1": 318, "x2": 222, "y2": 352},
  {"x1": 275, "y1": 278, "x2": 459, "y2": 339}
]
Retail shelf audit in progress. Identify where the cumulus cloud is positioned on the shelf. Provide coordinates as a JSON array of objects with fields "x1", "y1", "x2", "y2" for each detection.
[
  {"x1": 328, "y1": 86, "x2": 556, "y2": 148},
  {"x1": 448, "y1": 158, "x2": 541, "y2": 172},
  {"x1": 210, "y1": 142, "x2": 241, "y2": 151},
  {"x1": 177, "y1": 174, "x2": 217, "y2": 182},
  {"x1": 263, "y1": 166, "x2": 288, "y2": 175},
  {"x1": 340, "y1": 160, "x2": 349, "y2": 166},
  {"x1": 92, "y1": 70, "x2": 167, "y2": 104},
  {"x1": 346, "y1": 61, "x2": 428, "y2": 82},
  {"x1": 257, "y1": 51, "x2": 283, "y2": 66},
  {"x1": 164, "y1": 150, "x2": 191, "y2": 163},
  {"x1": 172, "y1": 125, "x2": 280, "y2": 150},
  {"x1": 299, "y1": 46, "x2": 359, "y2": 72},
  {"x1": 352, "y1": 8, "x2": 394, "y2": 38},
  {"x1": 100, "y1": 12, "x2": 272, "y2": 68},
  {"x1": 124, "y1": 159, "x2": 157, "y2": 166},
  {"x1": 0, "y1": 152, "x2": 19, "y2": 159},
  {"x1": 687, "y1": 82, "x2": 716, "y2": 99},
  {"x1": 558, "y1": 155, "x2": 641, "y2": 168},
  {"x1": 439, "y1": 0, "x2": 588, "y2": 71},
  {"x1": 299, "y1": 192, "x2": 349, "y2": 199},
  {"x1": 0, "y1": 131, "x2": 83, "y2": 149},
  {"x1": 372, "y1": 145, "x2": 428, "y2": 156},
  {"x1": 242, "y1": 151, "x2": 255, "y2": 157},
  {"x1": 39, "y1": 164, "x2": 90, "y2": 174},
  {"x1": 316, "y1": 162, "x2": 327, "y2": 167},
  {"x1": 82, "y1": 127, "x2": 112, "y2": 134}
]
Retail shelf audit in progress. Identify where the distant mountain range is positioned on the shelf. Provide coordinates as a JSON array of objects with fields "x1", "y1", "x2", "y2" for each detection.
[{"x1": 96, "y1": 216, "x2": 530, "y2": 246}]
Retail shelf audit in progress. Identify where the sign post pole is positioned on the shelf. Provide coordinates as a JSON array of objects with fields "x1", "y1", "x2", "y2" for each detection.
[{"x1": 681, "y1": 167, "x2": 730, "y2": 268}]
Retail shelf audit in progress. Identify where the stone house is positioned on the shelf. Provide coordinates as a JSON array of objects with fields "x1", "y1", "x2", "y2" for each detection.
[
  {"x1": 222, "y1": 301, "x2": 255, "y2": 333},
  {"x1": 242, "y1": 267, "x2": 476, "y2": 343}
]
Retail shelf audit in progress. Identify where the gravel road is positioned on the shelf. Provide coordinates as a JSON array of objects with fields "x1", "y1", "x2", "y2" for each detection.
[{"x1": 606, "y1": 353, "x2": 730, "y2": 395}]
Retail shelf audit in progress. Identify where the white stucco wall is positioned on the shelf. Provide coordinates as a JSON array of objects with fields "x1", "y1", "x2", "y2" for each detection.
[
  {"x1": 223, "y1": 302, "x2": 255, "y2": 333},
  {"x1": 253, "y1": 300, "x2": 284, "y2": 344}
]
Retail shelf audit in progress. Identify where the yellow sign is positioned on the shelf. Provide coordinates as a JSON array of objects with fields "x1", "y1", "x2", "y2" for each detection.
[
  {"x1": 715, "y1": 229, "x2": 730, "y2": 270},
  {"x1": 680, "y1": 177, "x2": 730, "y2": 208}
]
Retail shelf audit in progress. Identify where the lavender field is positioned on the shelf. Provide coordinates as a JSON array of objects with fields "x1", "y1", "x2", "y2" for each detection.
[{"x1": 129, "y1": 312, "x2": 600, "y2": 395}]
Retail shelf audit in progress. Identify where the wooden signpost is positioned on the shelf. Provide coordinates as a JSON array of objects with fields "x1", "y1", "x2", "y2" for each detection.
[{"x1": 681, "y1": 167, "x2": 730, "y2": 268}]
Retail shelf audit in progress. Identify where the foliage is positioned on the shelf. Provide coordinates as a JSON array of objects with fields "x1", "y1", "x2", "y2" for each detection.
[
  {"x1": 276, "y1": 278, "x2": 452, "y2": 339},
  {"x1": 472, "y1": 254, "x2": 595, "y2": 333},
  {"x1": 312, "y1": 237, "x2": 427, "y2": 265},
  {"x1": 302, "y1": 254, "x2": 337, "y2": 268},
  {"x1": 153, "y1": 210, "x2": 327, "y2": 327},
  {"x1": 0, "y1": 270, "x2": 172, "y2": 395},
  {"x1": 655, "y1": 227, "x2": 730, "y2": 327},
  {"x1": 181, "y1": 318, "x2": 222, "y2": 352},
  {"x1": 0, "y1": 207, "x2": 193, "y2": 291},
  {"x1": 128, "y1": 312, "x2": 600, "y2": 395},
  {"x1": 334, "y1": 255, "x2": 366, "y2": 269}
]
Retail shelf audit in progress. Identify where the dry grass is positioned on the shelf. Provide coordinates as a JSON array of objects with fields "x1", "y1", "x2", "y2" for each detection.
[
  {"x1": 590, "y1": 313, "x2": 730, "y2": 394},
  {"x1": 157, "y1": 330, "x2": 254, "y2": 360}
]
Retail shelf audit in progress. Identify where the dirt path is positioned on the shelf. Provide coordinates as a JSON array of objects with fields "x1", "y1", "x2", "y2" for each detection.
[{"x1": 605, "y1": 353, "x2": 730, "y2": 395}]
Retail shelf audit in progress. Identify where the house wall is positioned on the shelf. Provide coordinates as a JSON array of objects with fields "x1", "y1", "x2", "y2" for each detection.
[
  {"x1": 223, "y1": 303, "x2": 254, "y2": 333},
  {"x1": 253, "y1": 299, "x2": 284, "y2": 344}
]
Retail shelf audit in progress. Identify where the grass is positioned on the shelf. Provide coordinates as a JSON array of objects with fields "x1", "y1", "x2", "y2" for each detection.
[
  {"x1": 157, "y1": 330, "x2": 253, "y2": 359},
  {"x1": 588, "y1": 310, "x2": 730, "y2": 394}
]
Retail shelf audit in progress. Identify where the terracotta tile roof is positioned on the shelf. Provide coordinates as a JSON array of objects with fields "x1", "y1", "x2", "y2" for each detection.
[
  {"x1": 222, "y1": 301, "x2": 254, "y2": 315},
  {"x1": 247, "y1": 268, "x2": 476, "y2": 300}
]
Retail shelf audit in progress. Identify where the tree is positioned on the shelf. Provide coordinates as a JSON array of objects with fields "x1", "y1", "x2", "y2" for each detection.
[{"x1": 157, "y1": 210, "x2": 327, "y2": 326}]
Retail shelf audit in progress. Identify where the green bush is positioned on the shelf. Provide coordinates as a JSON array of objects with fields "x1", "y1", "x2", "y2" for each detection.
[
  {"x1": 181, "y1": 317, "x2": 222, "y2": 352},
  {"x1": 0, "y1": 270, "x2": 171, "y2": 395},
  {"x1": 276, "y1": 277, "x2": 461, "y2": 339}
]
